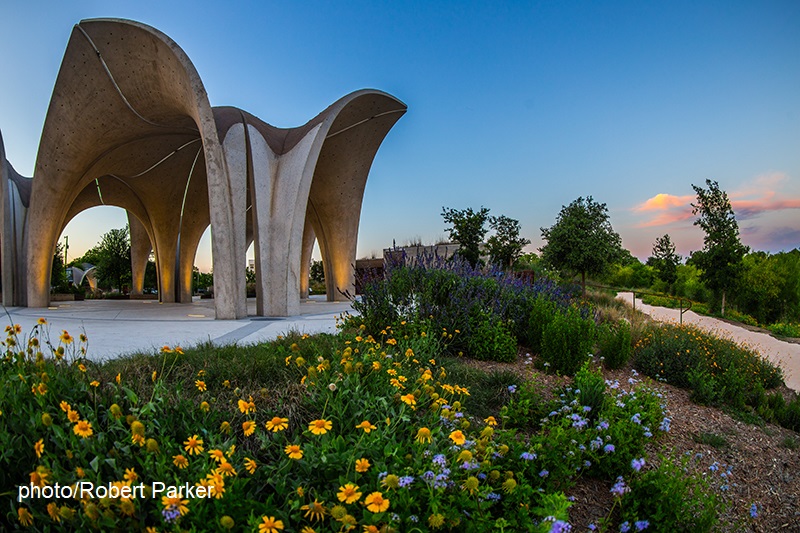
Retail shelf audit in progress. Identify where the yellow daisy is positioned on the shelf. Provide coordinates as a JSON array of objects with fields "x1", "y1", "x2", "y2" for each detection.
[
  {"x1": 355, "y1": 420, "x2": 376, "y2": 433},
  {"x1": 337, "y1": 483, "x2": 362, "y2": 504},
  {"x1": 266, "y1": 416, "x2": 289, "y2": 432},
  {"x1": 364, "y1": 491, "x2": 390, "y2": 513},
  {"x1": 308, "y1": 419, "x2": 332, "y2": 435},
  {"x1": 183, "y1": 434, "x2": 204, "y2": 455}
]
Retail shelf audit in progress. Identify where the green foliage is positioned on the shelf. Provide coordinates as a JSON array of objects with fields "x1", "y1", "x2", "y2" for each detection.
[
  {"x1": 441, "y1": 205, "x2": 491, "y2": 268},
  {"x1": 521, "y1": 294, "x2": 558, "y2": 354},
  {"x1": 467, "y1": 313, "x2": 517, "y2": 363},
  {"x1": 672, "y1": 264, "x2": 710, "y2": 303},
  {"x1": 540, "y1": 196, "x2": 624, "y2": 295},
  {"x1": 597, "y1": 320, "x2": 632, "y2": 370},
  {"x1": 634, "y1": 323, "x2": 784, "y2": 416},
  {"x1": 690, "y1": 180, "x2": 748, "y2": 315},
  {"x1": 77, "y1": 225, "x2": 132, "y2": 291},
  {"x1": 604, "y1": 260, "x2": 655, "y2": 290},
  {"x1": 647, "y1": 234, "x2": 682, "y2": 287},
  {"x1": 767, "y1": 322, "x2": 800, "y2": 338},
  {"x1": 621, "y1": 454, "x2": 725, "y2": 532},
  {"x1": 486, "y1": 215, "x2": 530, "y2": 270},
  {"x1": 50, "y1": 241, "x2": 70, "y2": 293},
  {"x1": 540, "y1": 304, "x2": 596, "y2": 375},
  {"x1": 500, "y1": 380, "x2": 546, "y2": 430},
  {"x1": 735, "y1": 250, "x2": 800, "y2": 324}
]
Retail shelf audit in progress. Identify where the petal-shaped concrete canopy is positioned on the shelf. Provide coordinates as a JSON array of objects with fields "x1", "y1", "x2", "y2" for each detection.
[{"x1": 11, "y1": 18, "x2": 404, "y2": 318}]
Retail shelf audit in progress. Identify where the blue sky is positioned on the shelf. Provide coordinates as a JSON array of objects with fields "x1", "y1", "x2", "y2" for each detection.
[{"x1": 1, "y1": 1, "x2": 798, "y2": 271}]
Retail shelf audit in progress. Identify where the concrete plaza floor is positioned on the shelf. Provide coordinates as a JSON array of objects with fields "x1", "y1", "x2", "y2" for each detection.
[{"x1": 1, "y1": 296, "x2": 354, "y2": 362}]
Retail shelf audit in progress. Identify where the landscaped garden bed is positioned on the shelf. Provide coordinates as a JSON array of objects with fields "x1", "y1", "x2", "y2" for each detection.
[{"x1": 4, "y1": 258, "x2": 798, "y2": 531}]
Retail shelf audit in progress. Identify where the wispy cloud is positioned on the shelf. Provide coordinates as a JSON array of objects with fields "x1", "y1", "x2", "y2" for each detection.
[{"x1": 632, "y1": 173, "x2": 800, "y2": 228}]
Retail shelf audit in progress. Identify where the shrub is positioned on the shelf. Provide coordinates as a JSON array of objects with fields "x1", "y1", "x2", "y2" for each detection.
[
  {"x1": 768, "y1": 322, "x2": 800, "y2": 338},
  {"x1": 620, "y1": 454, "x2": 725, "y2": 532},
  {"x1": 467, "y1": 312, "x2": 517, "y2": 362},
  {"x1": 598, "y1": 321, "x2": 632, "y2": 370},
  {"x1": 540, "y1": 304, "x2": 596, "y2": 375},
  {"x1": 521, "y1": 294, "x2": 558, "y2": 353},
  {"x1": 634, "y1": 323, "x2": 783, "y2": 399}
]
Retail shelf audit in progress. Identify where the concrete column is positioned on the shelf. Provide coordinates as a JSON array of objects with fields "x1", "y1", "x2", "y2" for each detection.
[
  {"x1": 299, "y1": 217, "x2": 316, "y2": 299},
  {"x1": 128, "y1": 212, "x2": 151, "y2": 296}
]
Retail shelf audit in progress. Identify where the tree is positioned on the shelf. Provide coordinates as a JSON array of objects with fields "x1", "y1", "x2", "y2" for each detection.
[
  {"x1": 441, "y1": 206, "x2": 490, "y2": 268},
  {"x1": 80, "y1": 226, "x2": 132, "y2": 291},
  {"x1": 647, "y1": 234, "x2": 682, "y2": 287},
  {"x1": 540, "y1": 196, "x2": 623, "y2": 297},
  {"x1": 51, "y1": 241, "x2": 69, "y2": 292},
  {"x1": 486, "y1": 215, "x2": 531, "y2": 269},
  {"x1": 690, "y1": 179, "x2": 748, "y2": 316}
]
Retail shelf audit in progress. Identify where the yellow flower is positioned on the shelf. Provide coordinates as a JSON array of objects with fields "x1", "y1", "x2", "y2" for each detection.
[
  {"x1": 131, "y1": 420, "x2": 145, "y2": 436},
  {"x1": 60, "y1": 331, "x2": 73, "y2": 344},
  {"x1": 67, "y1": 409, "x2": 80, "y2": 423},
  {"x1": 308, "y1": 419, "x2": 332, "y2": 435},
  {"x1": 415, "y1": 427, "x2": 432, "y2": 444},
  {"x1": 258, "y1": 515, "x2": 285, "y2": 533},
  {"x1": 161, "y1": 495, "x2": 189, "y2": 516},
  {"x1": 449, "y1": 430, "x2": 466, "y2": 446},
  {"x1": 364, "y1": 526, "x2": 380, "y2": 533},
  {"x1": 266, "y1": 416, "x2": 289, "y2": 432},
  {"x1": 184, "y1": 434, "x2": 204, "y2": 455},
  {"x1": 195, "y1": 380, "x2": 207, "y2": 391},
  {"x1": 131, "y1": 433, "x2": 145, "y2": 446},
  {"x1": 364, "y1": 491, "x2": 390, "y2": 513},
  {"x1": 244, "y1": 457, "x2": 257, "y2": 474},
  {"x1": 173, "y1": 454, "x2": 189, "y2": 469},
  {"x1": 222, "y1": 379, "x2": 231, "y2": 388},
  {"x1": 220, "y1": 421, "x2": 231, "y2": 434},
  {"x1": 18, "y1": 507, "x2": 33, "y2": 526},
  {"x1": 77, "y1": 363, "x2": 87, "y2": 373},
  {"x1": 216, "y1": 461, "x2": 237, "y2": 477},
  {"x1": 124, "y1": 468, "x2": 138, "y2": 482},
  {"x1": 428, "y1": 513, "x2": 445, "y2": 528},
  {"x1": 400, "y1": 393, "x2": 416, "y2": 407},
  {"x1": 75, "y1": 467, "x2": 85, "y2": 478},
  {"x1": 381, "y1": 474, "x2": 400, "y2": 490},
  {"x1": 115, "y1": 373, "x2": 121, "y2": 384},
  {"x1": 337, "y1": 483, "x2": 362, "y2": 504},
  {"x1": 200, "y1": 401, "x2": 210, "y2": 412},
  {"x1": 34, "y1": 439, "x2": 44, "y2": 458},
  {"x1": 37, "y1": 317, "x2": 47, "y2": 325},
  {"x1": 284, "y1": 444, "x2": 303, "y2": 460},
  {"x1": 175, "y1": 346, "x2": 184, "y2": 354},
  {"x1": 301, "y1": 527, "x2": 318, "y2": 533},
  {"x1": 238, "y1": 397, "x2": 256, "y2": 414},
  {"x1": 355, "y1": 420, "x2": 376, "y2": 433},
  {"x1": 355, "y1": 458, "x2": 371, "y2": 473},
  {"x1": 301, "y1": 499, "x2": 327, "y2": 521},
  {"x1": 30, "y1": 466, "x2": 50, "y2": 487},
  {"x1": 462, "y1": 475, "x2": 479, "y2": 494},
  {"x1": 73, "y1": 420, "x2": 93, "y2": 438},
  {"x1": 161, "y1": 345, "x2": 173, "y2": 353},
  {"x1": 90, "y1": 380, "x2": 99, "y2": 387},
  {"x1": 209, "y1": 449, "x2": 225, "y2": 463},
  {"x1": 220, "y1": 516, "x2": 235, "y2": 530},
  {"x1": 484, "y1": 416, "x2": 498, "y2": 427},
  {"x1": 242, "y1": 420, "x2": 256, "y2": 436},
  {"x1": 59, "y1": 401, "x2": 71, "y2": 412}
]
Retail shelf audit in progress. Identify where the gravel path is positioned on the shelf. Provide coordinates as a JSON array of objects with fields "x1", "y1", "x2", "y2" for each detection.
[{"x1": 616, "y1": 292, "x2": 800, "y2": 393}]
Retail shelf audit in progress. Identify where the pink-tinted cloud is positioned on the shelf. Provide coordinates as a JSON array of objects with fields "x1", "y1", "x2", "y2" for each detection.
[
  {"x1": 632, "y1": 193, "x2": 694, "y2": 227},
  {"x1": 632, "y1": 173, "x2": 800, "y2": 228}
]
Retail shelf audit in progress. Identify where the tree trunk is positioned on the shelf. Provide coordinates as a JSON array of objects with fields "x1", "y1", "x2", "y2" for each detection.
[
  {"x1": 581, "y1": 271, "x2": 586, "y2": 298},
  {"x1": 721, "y1": 289, "x2": 726, "y2": 317}
]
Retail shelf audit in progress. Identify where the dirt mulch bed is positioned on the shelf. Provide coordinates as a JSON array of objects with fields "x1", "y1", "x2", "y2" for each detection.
[{"x1": 461, "y1": 353, "x2": 800, "y2": 531}]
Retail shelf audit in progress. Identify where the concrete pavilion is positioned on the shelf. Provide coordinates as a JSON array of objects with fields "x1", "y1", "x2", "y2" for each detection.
[{"x1": 0, "y1": 18, "x2": 406, "y2": 319}]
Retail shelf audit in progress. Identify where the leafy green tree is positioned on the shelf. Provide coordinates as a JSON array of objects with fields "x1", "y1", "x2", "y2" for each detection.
[
  {"x1": 51, "y1": 241, "x2": 69, "y2": 292},
  {"x1": 647, "y1": 234, "x2": 682, "y2": 288},
  {"x1": 76, "y1": 226, "x2": 132, "y2": 291},
  {"x1": 690, "y1": 179, "x2": 748, "y2": 316},
  {"x1": 486, "y1": 215, "x2": 530, "y2": 269},
  {"x1": 540, "y1": 196, "x2": 623, "y2": 297},
  {"x1": 441, "y1": 206, "x2": 490, "y2": 268},
  {"x1": 310, "y1": 259, "x2": 325, "y2": 284}
]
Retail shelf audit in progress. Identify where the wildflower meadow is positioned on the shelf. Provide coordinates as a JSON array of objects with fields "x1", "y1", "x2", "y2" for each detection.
[{"x1": 2, "y1": 260, "x2": 791, "y2": 531}]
